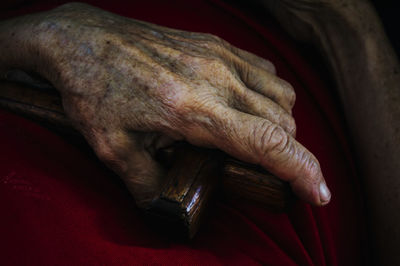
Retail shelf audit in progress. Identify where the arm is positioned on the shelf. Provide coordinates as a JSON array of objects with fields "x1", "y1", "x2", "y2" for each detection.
[{"x1": 261, "y1": 0, "x2": 400, "y2": 264}]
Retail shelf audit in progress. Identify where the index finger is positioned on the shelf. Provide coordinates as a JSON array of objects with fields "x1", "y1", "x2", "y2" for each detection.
[{"x1": 189, "y1": 107, "x2": 331, "y2": 206}]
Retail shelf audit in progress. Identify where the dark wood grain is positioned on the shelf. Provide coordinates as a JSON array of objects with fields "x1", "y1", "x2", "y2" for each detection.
[
  {"x1": 223, "y1": 158, "x2": 292, "y2": 211},
  {"x1": 146, "y1": 145, "x2": 221, "y2": 238}
]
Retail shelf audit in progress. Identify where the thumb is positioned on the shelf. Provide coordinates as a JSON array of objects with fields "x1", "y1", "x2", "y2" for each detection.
[
  {"x1": 87, "y1": 129, "x2": 166, "y2": 208},
  {"x1": 123, "y1": 148, "x2": 165, "y2": 208}
]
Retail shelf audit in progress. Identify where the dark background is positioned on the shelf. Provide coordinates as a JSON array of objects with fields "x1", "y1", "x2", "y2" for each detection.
[
  {"x1": 227, "y1": 0, "x2": 400, "y2": 58},
  {"x1": 3, "y1": 1, "x2": 399, "y2": 56},
  {"x1": 371, "y1": 0, "x2": 400, "y2": 57}
]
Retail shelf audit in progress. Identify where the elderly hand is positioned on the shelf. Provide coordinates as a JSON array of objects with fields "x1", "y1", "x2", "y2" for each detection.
[{"x1": 0, "y1": 3, "x2": 330, "y2": 207}]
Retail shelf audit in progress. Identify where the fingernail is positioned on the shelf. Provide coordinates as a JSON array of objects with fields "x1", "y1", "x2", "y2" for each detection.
[{"x1": 319, "y1": 181, "x2": 331, "y2": 204}]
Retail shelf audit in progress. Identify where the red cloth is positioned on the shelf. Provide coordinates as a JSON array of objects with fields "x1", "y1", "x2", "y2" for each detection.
[{"x1": 0, "y1": 0, "x2": 368, "y2": 265}]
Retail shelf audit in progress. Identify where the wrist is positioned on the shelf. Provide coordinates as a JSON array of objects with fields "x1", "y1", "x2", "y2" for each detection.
[{"x1": 0, "y1": 11, "x2": 54, "y2": 80}]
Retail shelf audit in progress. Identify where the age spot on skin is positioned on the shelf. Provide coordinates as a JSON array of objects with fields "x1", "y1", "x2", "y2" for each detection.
[{"x1": 79, "y1": 43, "x2": 94, "y2": 56}]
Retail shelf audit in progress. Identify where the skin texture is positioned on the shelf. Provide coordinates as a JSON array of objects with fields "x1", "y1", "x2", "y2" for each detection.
[
  {"x1": 0, "y1": 3, "x2": 330, "y2": 208},
  {"x1": 260, "y1": 0, "x2": 400, "y2": 264}
]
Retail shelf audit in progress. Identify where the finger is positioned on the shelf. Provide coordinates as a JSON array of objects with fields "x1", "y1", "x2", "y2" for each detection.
[
  {"x1": 229, "y1": 78, "x2": 296, "y2": 136},
  {"x1": 219, "y1": 40, "x2": 296, "y2": 112},
  {"x1": 123, "y1": 147, "x2": 165, "y2": 208},
  {"x1": 87, "y1": 129, "x2": 165, "y2": 208},
  {"x1": 157, "y1": 32, "x2": 295, "y2": 113},
  {"x1": 223, "y1": 48, "x2": 295, "y2": 113},
  {"x1": 142, "y1": 132, "x2": 176, "y2": 156},
  {"x1": 239, "y1": 63, "x2": 296, "y2": 113},
  {"x1": 218, "y1": 43, "x2": 296, "y2": 112},
  {"x1": 215, "y1": 37, "x2": 276, "y2": 74},
  {"x1": 230, "y1": 45, "x2": 276, "y2": 75},
  {"x1": 191, "y1": 107, "x2": 330, "y2": 206}
]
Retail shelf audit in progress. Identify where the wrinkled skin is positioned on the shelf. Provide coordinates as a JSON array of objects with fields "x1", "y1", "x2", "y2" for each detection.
[{"x1": 0, "y1": 3, "x2": 330, "y2": 207}]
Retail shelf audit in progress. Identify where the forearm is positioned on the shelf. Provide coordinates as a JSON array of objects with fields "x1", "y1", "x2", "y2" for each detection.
[
  {"x1": 260, "y1": 0, "x2": 400, "y2": 264},
  {"x1": 315, "y1": 5, "x2": 400, "y2": 264},
  {"x1": 311, "y1": 1, "x2": 400, "y2": 126},
  {"x1": 0, "y1": 9, "x2": 78, "y2": 94},
  {"x1": 0, "y1": 13, "x2": 43, "y2": 75}
]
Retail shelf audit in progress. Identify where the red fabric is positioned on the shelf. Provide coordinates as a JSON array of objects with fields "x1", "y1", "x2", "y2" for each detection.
[{"x1": 0, "y1": 0, "x2": 368, "y2": 265}]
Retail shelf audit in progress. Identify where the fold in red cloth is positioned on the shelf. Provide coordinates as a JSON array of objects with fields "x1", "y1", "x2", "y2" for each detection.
[{"x1": 0, "y1": 0, "x2": 368, "y2": 265}]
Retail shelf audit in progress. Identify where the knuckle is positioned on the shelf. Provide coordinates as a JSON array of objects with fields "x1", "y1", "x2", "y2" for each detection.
[
  {"x1": 264, "y1": 60, "x2": 276, "y2": 74},
  {"x1": 282, "y1": 114, "x2": 297, "y2": 136},
  {"x1": 167, "y1": 90, "x2": 192, "y2": 114},
  {"x1": 90, "y1": 130, "x2": 130, "y2": 174},
  {"x1": 204, "y1": 33, "x2": 222, "y2": 43},
  {"x1": 266, "y1": 125, "x2": 290, "y2": 154},
  {"x1": 252, "y1": 122, "x2": 292, "y2": 161},
  {"x1": 202, "y1": 40, "x2": 220, "y2": 51},
  {"x1": 279, "y1": 79, "x2": 296, "y2": 107},
  {"x1": 198, "y1": 33, "x2": 223, "y2": 50},
  {"x1": 286, "y1": 87, "x2": 296, "y2": 108},
  {"x1": 155, "y1": 82, "x2": 193, "y2": 115},
  {"x1": 166, "y1": 88, "x2": 219, "y2": 121},
  {"x1": 95, "y1": 142, "x2": 120, "y2": 168},
  {"x1": 198, "y1": 57, "x2": 231, "y2": 77},
  {"x1": 95, "y1": 146, "x2": 112, "y2": 162},
  {"x1": 280, "y1": 78, "x2": 294, "y2": 92}
]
